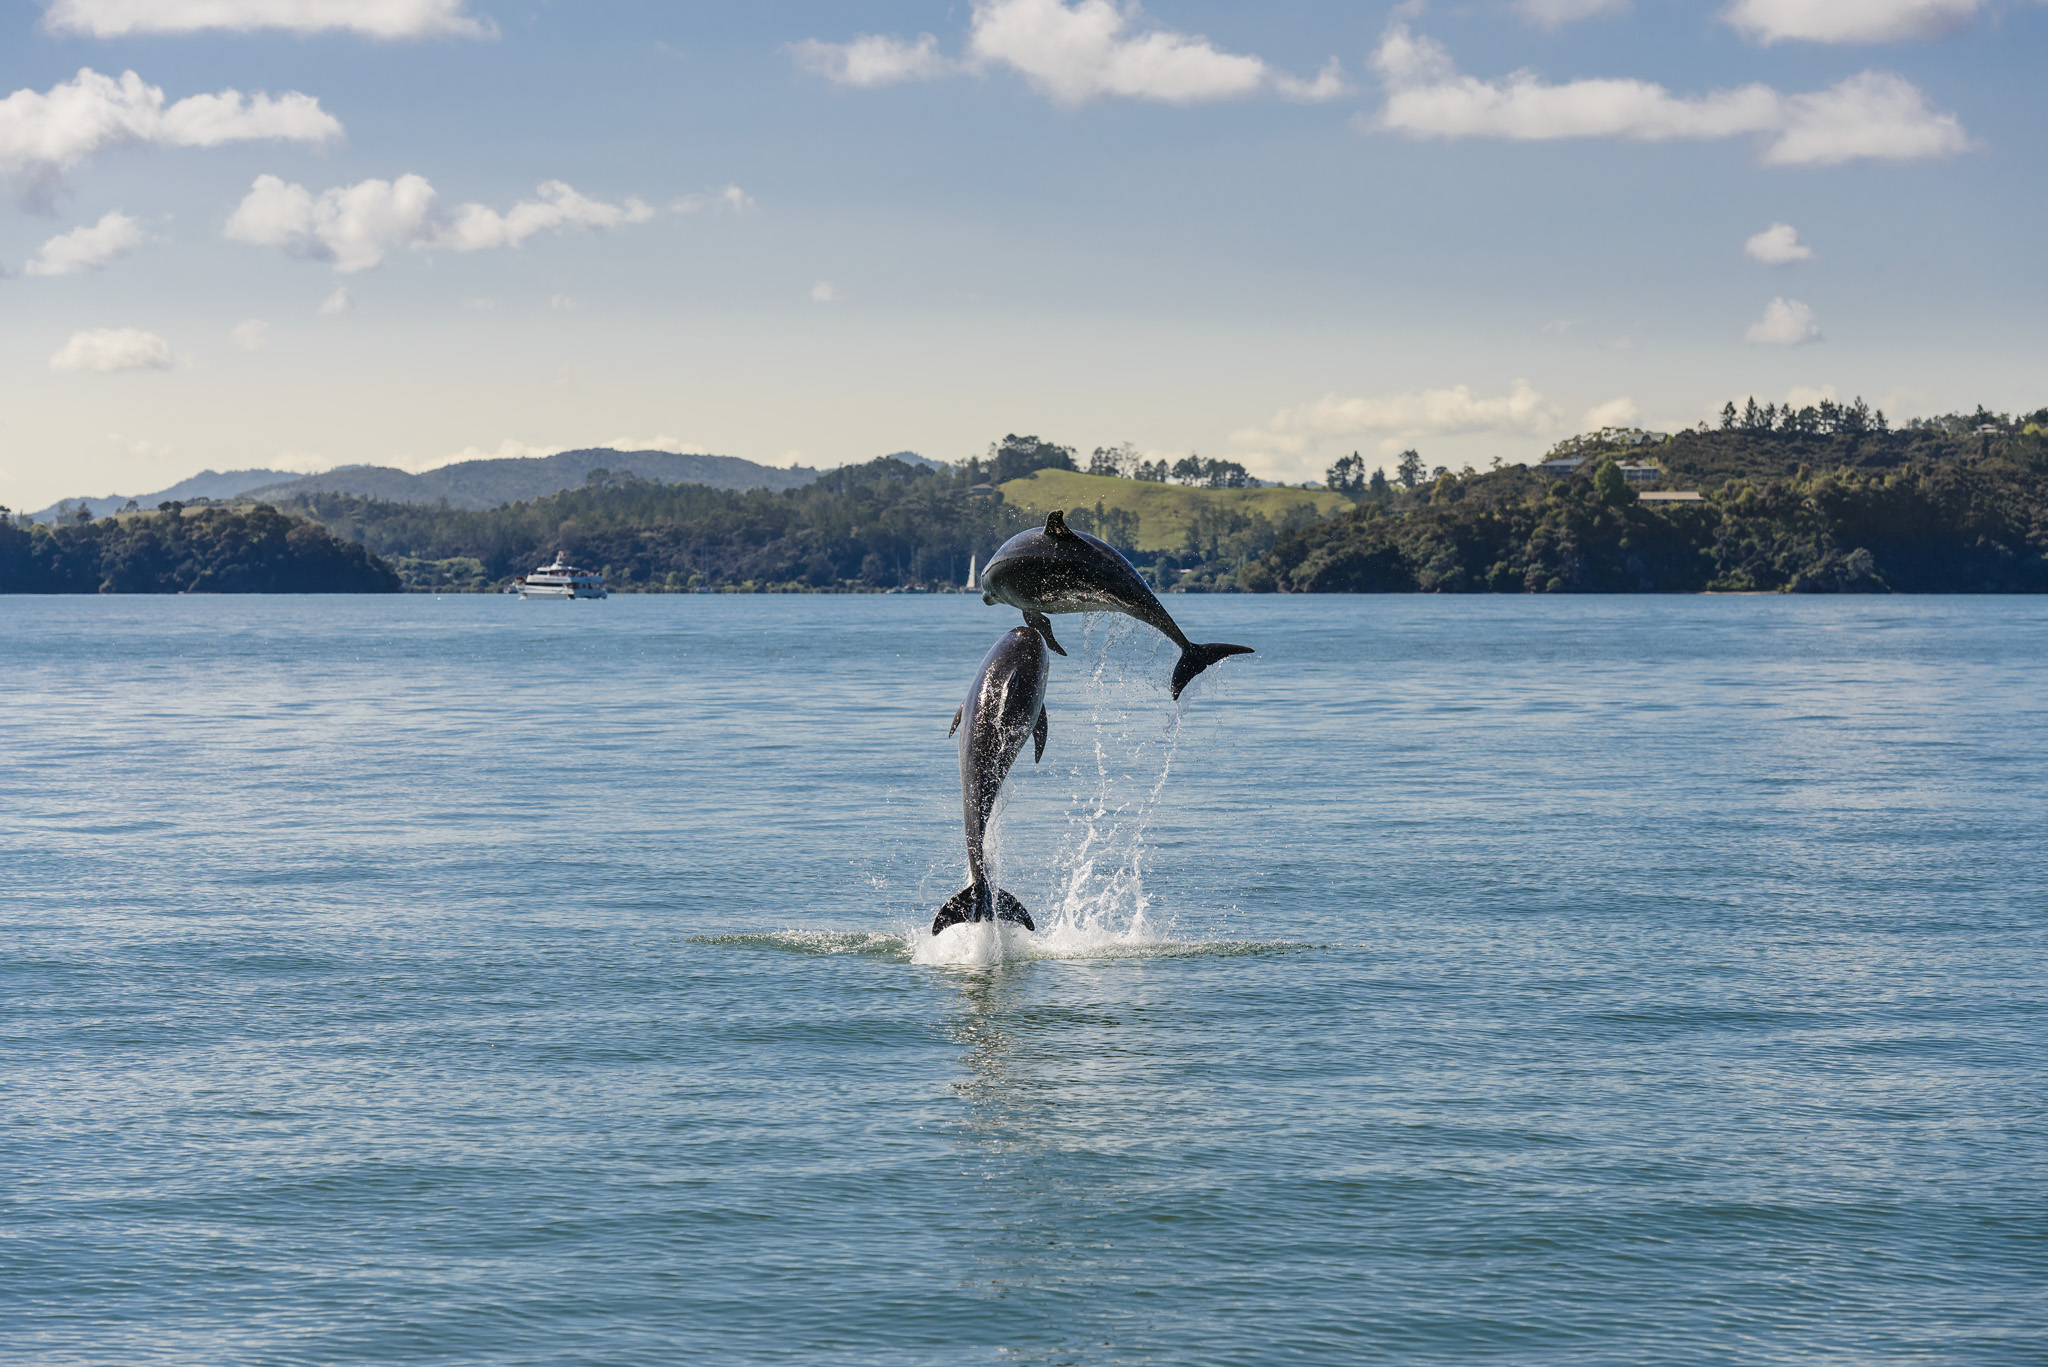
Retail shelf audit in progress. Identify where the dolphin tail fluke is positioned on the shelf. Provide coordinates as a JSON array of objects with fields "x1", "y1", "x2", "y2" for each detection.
[
  {"x1": 1024, "y1": 611, "x2": 1066, "y2": 656},
  {"x1": 931, "y1": 885, "x2": 1036, "y2": 935},
  {"x1": 933, "y1": 887, "x2": 978, "y2": 935},
  {"x1": 995, "y1": 890, "x2": 1035, "y2": 932},
  {"x1": 1170, "y1": 642, "x2": 1254, "y2": 700}
]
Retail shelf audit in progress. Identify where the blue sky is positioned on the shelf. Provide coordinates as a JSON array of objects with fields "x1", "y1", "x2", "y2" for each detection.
[{"x1": 3, "y1": 0, "x2": 2043, "y2": 509}]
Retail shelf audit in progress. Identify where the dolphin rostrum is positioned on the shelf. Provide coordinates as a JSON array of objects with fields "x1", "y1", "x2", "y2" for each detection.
[
  {"x1": 934, "y1": 625, "x2": 1050, "y2": 937},
  {"x1": 979, "y1": 510, "x2": 1253, "y2": 699}
]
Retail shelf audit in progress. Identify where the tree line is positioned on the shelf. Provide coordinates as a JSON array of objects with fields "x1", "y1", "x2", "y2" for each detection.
[
  {"x1": 0, "y1": 503, "x2": 402, "y2": 593},
  {"x1": 1244, "y1": 417, "x2": 2048, "y2": 593},
  {"x1": 986, "y1": 433, "x2": 1257, "y2": 488}
]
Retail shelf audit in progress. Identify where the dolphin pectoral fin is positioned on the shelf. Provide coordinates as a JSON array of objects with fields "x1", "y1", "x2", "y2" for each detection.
[
  {"x1": 933, "y1": 886, "x2": 978, "y2": 935},
  {"x1": 1024, "y1": 611, "x2": 1066, "y2": 656},
  {"x1": 1169, "y1": 642, "x2": 1255, "y2": 700},
  {"x1": 1032, "y1": 707, "x2": 1048, "y2": 762},
  {"x1": 948, "y1": 705, "x2": 963, "y2": 737},
  {"x1": 995, "y1": 890, "x2": 1035, "y2": 932}
]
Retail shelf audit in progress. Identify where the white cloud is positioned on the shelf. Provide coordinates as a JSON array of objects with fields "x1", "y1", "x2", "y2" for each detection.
[
  {"x1": 673, "y1": 184, "x2": 755, "y2": 215},
  {"x1": 43, "y1": 0, "x2": 492, "y2": 39},
  {"x1": 1364, "y1": 23, "x2": 1969, "y2": 166},
  {"x1": 230, "y1": 318, "x2": 268, "y2": 351},
  {"x1": 1232, "y1": 379, "x2": 1560, "y2": 455},
  {"x1": 1764, "y1": 71, "x2": 1969, "y2": 165},
  {"x1": 1746, "y1": 296, "x2": 1821, "y2": 345},
  {"x1": 441, "y1": 182, "x2": 654, "y2": 252},
  {"x1": 1744, "y1": 221, "x2": 1813, "y2": 264},
  {"x1": 0, "y1": 69, "x2": 341, "y2": 207},
  {"x1": 792, "y1": 1, "x2": 1347, "y2": 105},
  {"x1": 969, "y1": 0, "x2": 1280, "y2": 104},
  {"x1": 1724, "y1": 0, "x2": 1985, "y2": 44},
  {"x1": 1784, "y1": 383, "x2": 1839, "y2": 407},
  {"x1": 549, "y1": 293, "x2": 576, "y2": 311},
  {"x1": 1516, "y1": 0, "x2": 1632, "y2": 29},
  {"x1": 317, "y1": 286, "x2": 351, "y2": 314},
  {"x1": 811, "y1": 280, "x2": 840, "y2": 303},
  {"x1": 1274, "y1": 59, "x2": 1352, "y2": 104},
  {"x1": 790, "y1": 34, "x2": 955, "y2": 87},
  {"x1": 50, "y1": 326, "x2": 173, "y2": 372},
  {"x1": 1584, "y1": 396, "x2": 1640, "y2": 428},
  {"x1": 225, "y1": 174, "x2": 653, "y2": 273},
  {"x1": 24, "y1": 210, "x2": 144, "y2": 275}
]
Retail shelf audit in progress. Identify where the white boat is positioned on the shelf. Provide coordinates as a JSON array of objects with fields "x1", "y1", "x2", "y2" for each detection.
[{"x1": 516, "y1": 553, "x2": 607, "y2": 599}]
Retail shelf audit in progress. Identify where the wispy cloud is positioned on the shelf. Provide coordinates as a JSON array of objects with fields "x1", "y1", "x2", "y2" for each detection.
[
  {"x1": 50, "y1": 326, "x2": 174, "y2": 372},
  {"x1": 792, "y1": 0, "x2": 1348, "y2": 106},
  {"x1": 1724, "y1": 0, "x2": 1987, "y2": 44},
  {"x1": 672, "y1": 184, "x2": 755, "y2": 215},
  {"x1": 1364, "y1": 22, "x2": 1970, "y2": 166},
  {"x1": 790, "y1": 34, "x2": 955, "y2": 88},
  {"x1": 25, "y1": 210, "x2": 145, "y2": 275},
  {"x1": 230, "y1": 318, "x2": 268, "y2": 351},
  {"x1": 0, "y1": 68, "x2": 342, "y2": 208},
  {"x1": 225, "y1": 175, "x2": 654, "y2": 273},
  {"x1": 42, "y1": 0, "x2": 493, "y2": 39},
  {"x1": 317, "y1": 286, "x2": 351, "y2": 314},
  {"x1": 1515, "y1": 0, "x2": 1632, "y2": 29},
  {"x1": 810, "y1": 280, "x2": 840, "y2": 303},
  {"x1": 1232, "y1": 379, "x2": 1560, "y2": 456}
]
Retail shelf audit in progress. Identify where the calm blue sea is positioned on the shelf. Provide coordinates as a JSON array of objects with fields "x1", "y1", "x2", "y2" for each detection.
[{"x1": 3, "y1": 595, "x2": 2044, "y2": 1366}]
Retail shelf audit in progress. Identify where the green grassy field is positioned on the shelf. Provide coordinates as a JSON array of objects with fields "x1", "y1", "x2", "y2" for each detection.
[{"x1": 997, "y1": 470, "x2": 1349, "y2": 552}]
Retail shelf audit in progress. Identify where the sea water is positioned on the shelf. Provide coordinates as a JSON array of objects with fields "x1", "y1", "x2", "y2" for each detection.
[{"x1": 2, "y1": 595, "x2": 2043, "y2": 1365}]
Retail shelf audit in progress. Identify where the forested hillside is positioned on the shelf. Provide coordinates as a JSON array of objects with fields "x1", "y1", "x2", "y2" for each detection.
[
  {"x1": 1250, "y1": 409, "x2": 2048, "y2": 594},
  {"x1": 33, "y1": 414, "x2": 2036, "y2": 595},
  {"x1": 0, "y1": 504, "x2": 401, "y2": 593},
  {"x1": 286, "y1": 457, "x2": 1051, "y2": 592}
]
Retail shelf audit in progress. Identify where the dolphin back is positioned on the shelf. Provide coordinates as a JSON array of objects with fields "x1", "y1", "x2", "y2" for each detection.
[{"x1": 939, "y1": 626, "x2": 1049, "y2": 935}]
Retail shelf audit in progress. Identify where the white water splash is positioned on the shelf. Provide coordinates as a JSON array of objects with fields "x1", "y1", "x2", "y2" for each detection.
[{"x1": 908, "y1": 615, "x2": 1201, "y2": 966}]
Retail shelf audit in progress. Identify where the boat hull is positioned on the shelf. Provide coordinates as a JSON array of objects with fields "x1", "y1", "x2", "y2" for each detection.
[{"x1": 518, "y1": 582, "x2": 607, "y2": 599}]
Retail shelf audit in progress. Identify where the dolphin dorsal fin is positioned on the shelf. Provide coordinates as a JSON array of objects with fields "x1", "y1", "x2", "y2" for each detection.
[{"x1": 1044, "y1": 510, "x2": 1077, "y2": 540}]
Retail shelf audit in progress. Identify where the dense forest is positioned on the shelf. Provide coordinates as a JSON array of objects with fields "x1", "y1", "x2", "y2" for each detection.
[
  {"x1": 1252, "y1": 406, "x2": 2048, "y2": 594},
  {"x1": 0, "y1": 503, "x2": 401, "y2": 593}
]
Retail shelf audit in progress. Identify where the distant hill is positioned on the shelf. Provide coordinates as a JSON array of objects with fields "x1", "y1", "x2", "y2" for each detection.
[
  {"x1": 242, "y1": 448, "x2": 818, "y2": 508},
  {"x1": 28, "y1": 468, "x2": 307, "y2": 522},
  {"x1": 997, "y1": 469, "x2": 1349, "y2": 552},
  {"x1": 28, "y1": 447, "x2": 820, "y2": 523},
  {"x1": 882, "y1": 451, "x2": 951, "y2": 471}
]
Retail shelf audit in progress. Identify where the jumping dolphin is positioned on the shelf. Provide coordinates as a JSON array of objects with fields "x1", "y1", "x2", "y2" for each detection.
[
  {"x1": 934, "y1": 625, "x2": 1050, "y2": 937},
  {"x1": 979, "y1": 510, "x2": 1253, "y2": 699}
]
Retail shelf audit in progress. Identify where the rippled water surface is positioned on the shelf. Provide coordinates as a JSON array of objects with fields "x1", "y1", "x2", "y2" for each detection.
[{"x1": 4, "y1": 595, "x2": 2044, "y2": 1365}]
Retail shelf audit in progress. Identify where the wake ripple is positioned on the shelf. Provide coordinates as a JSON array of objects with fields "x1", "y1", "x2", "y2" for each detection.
[{"x1": 693, "y1": 927, "x2": 1304, "y2": 966}]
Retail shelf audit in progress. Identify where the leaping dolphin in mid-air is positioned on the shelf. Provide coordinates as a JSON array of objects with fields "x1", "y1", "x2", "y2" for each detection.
[
  {"x1": 979, "y1": 510, "x2": 1253, "y2": 700},
  {"x1": 934, "y1": 625, "x2": 1050, "y2": 937}
]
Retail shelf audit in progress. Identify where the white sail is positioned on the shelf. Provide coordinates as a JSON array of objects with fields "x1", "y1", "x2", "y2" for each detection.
[{"x1": 966, "y1": 554, "x2": 977, "y2": 591}]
